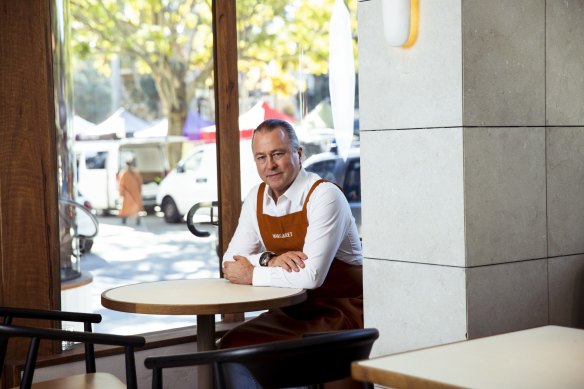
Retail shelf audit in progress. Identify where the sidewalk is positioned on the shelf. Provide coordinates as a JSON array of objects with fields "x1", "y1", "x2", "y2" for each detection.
[{"x1": 73, "y1": 214, "x2": 221, "y2": 335}]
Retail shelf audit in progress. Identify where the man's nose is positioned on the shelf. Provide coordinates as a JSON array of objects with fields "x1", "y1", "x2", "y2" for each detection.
[{"x1": 266, "y1": 155, "x2": 278, "y2": 168}]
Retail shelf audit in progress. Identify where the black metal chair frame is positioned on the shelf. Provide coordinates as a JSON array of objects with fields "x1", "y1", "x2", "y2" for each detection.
[
  {"x1": 1, "y1": 307, "x2": 102, "y2": 375},
  {"x1": 186, "y1": 200, "x2": 219, "y2": 238},
  {"x1": 0, "y1": 324, "x2": 145, "y2": 389},
  {"x1": 0, "y1": 307, "x2": 144, "y2": 389},
  {"x1": 144, "y1": 328, "x2": 379, "y2": 389}
]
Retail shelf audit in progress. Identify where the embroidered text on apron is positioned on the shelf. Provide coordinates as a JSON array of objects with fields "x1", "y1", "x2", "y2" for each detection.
[{"x1": 219, "y1": 179, "x2": 363, "y2": 348}]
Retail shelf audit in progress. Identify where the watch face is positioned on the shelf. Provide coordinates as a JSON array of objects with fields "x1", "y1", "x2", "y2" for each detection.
[
  {"x1": 260, "y1": 253, "x2": 269, "y2": 266},
  {"x1": 260, "y1": 252, "x2": 275, "y2": 266}
]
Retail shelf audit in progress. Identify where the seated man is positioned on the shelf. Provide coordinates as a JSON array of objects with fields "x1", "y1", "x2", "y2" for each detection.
[{"x1": 220, "y1": 118, "x2": 363, "y2": 349}]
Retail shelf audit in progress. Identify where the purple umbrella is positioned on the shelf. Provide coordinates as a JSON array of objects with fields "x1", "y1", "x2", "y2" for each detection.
[{"x1": 183, "y1": 111, "x2": 214, "y2": 140}]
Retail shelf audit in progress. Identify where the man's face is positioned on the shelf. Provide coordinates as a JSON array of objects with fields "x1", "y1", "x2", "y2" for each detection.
[{"x1": 252, "y1": 127, "x2": 302, "y2": 200}]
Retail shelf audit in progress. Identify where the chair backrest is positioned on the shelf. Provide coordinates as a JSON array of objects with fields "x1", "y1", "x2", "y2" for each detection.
[
  {"x1": 145, "y1": 328, "x2": 379, "y2": 389},
  {"x1": 233, "y1": 328, "x2": 379, "y2": 388},
  {"x1": 0, "y1": 324, "x2": 144, "y2": 389},
  {"x1": 0, "y1": 307, "x2": 102, "y2": 377}
]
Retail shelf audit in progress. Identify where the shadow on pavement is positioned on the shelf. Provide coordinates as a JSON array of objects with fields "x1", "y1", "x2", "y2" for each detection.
[{"x1": 75, "y1": 214, "x2": 222, "y2": 335}]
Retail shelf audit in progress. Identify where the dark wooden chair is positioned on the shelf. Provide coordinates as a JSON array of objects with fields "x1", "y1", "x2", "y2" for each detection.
[
  {"x1": 1, "y1": 307, "x2": 102, "y2": 376},
  {"x1": 144, "y1": 327, "x2": 379, "y2": 389},
  {"x1": 0, "y1": 307, "x2": 145, "y2": 389}
]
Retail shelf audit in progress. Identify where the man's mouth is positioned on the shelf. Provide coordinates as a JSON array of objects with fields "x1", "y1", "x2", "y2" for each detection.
[{"x1": 266, "y1": 172, "x2": 281, "y2": 179}]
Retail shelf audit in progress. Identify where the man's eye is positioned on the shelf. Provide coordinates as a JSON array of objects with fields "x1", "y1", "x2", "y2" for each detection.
[
  {"x1": 272, "y1": 152, "x2": 284, "y2": 159},
  {"x1": 256, "y1": 156, "x2": 266, "y2": 162}
]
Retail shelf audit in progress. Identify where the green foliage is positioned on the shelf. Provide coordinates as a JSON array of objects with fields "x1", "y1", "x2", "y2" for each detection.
[
  {"x1": 236, "y1": 0, "x2": 358, "y2": 96},
  {"x1": 70, "y1": 0, "x2": 213, "y2": 116},
  {"x1": 70, "y1": 0, "x2": 357, "y2": 100},
  {"x1": 73, "y1": 60, "x2": 112, "y2": 123},
  {"x1": 69, "y1": 0, "x2": 358, "y2": 145}
]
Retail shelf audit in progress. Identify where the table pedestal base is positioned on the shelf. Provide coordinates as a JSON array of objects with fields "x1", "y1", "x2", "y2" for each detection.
[{"x1": 197, "y1": 314, "x2": 216, "y2": 388}]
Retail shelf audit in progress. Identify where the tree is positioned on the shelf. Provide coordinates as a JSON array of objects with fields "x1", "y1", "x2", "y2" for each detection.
[
  {"x1": 73, "y1": 59, "x2": 112, "y2": 123},
  {"x1": 70, "y1": 0, "x2": 357, "y2": 164}
]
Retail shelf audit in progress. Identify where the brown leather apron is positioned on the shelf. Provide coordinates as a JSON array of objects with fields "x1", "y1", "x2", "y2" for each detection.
[{"x1": 219, "y1": 179, "x2": 363, "y2": 348}]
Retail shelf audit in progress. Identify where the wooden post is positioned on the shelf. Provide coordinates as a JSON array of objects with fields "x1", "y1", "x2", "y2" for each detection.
[
  {"x1": 212, "y1": 0, "x2": 241, "y2": 269},
  {"x1": 0, "y1": 0, "x2": 62, "y2": 372},
  {"x1": 212, "y1": 0, "x2": 245, "y2": 323}
]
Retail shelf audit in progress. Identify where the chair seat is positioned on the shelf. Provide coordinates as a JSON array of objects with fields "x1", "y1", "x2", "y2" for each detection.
[{"x1": 11, "y1": 372, "x2": 126, "y2": 389}]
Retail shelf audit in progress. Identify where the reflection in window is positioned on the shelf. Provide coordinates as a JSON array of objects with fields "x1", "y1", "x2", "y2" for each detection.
[
  {"x1": 183, "y1": 151, "x2": 204, "y2": 172},
  {"x1": 343, "y1": 160, "x2": 360, "y2": 202},
  {"x1": 306, "y1": 160, "x2": 338, "y2": 182},
  {"x1": 68, "y1": 0, "x2": 360, "y2": 336},
  {"x1": 85, "y1": 151, "x2": 108, "y2": 169}
]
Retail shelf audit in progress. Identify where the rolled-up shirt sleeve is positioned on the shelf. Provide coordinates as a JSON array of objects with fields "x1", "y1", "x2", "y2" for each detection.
[{"x1": 222, "y1": 188, "x2": 263, "y2": 266}]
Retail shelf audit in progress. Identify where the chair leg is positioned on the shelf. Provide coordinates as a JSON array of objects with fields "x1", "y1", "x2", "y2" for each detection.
[
  {"x1": 0, "y1": 316, "x2": 14, "y2": 377},
  {"x1": 152, "y1": 368, "x2": 162, "y2": 389},
  {"x1": 21, "y1": 337, "x2": 41, "y2": 389},
  {"x1": 83, "y1": 322, "x2": 97, "y2": 373},
  {"x1": 125, "y1": 347, "x2": 138, "y2": 389},
  {"x1": 215, "y1": 363, "x2": 228, "y2": 389}
]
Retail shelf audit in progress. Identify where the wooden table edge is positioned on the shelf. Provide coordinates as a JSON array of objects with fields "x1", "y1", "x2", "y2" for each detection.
[
  {"x1": 351, "y1": 360, "x2": 461, "y2": 389},
  {"x1": 101, "y1": 288, "x2": 307, "y2": 315}
]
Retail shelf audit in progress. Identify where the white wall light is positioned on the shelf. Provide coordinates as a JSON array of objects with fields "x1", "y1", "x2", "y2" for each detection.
[{"x1": 382, "y1": 0, "x2": 411, "y2": 47}]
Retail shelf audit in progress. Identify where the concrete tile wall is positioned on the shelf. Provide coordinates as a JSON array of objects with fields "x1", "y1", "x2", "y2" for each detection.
[
  {"x1": 466, "y1": 259, "x2": 548, "y2": 339},
  {"x1": 546, "y1": 0, "x2": 584, "y2": 125},
  {"x1": 546, "y1": 127, "x2": 584, "y2": 257},
  {"x1": 361, "y1": 129, "x2": 465, "y2": 266},
  {"x1": 364, "y1": 258, "x2": 467, "y2": 356},
  {"x1": 549, "y1": 255, "x2": 584, "y2": 327},
  {"x1": 464, "y1": 127, "x2": 547, "y2": 266},
  {"x1": 461, "y1": 0, "x2": 545, "y2": 126},
  {"x1": 544, "y1": 0, "x2": 584, "y2": 328},
  {"x1": 358, "y1": 0, "x2": 584, "y2": 356},
  {"x1": 358, "y1": 0, "x2": 463, "y2": 131}
]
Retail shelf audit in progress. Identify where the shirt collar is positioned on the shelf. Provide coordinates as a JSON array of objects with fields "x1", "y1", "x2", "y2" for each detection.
[{"x1": 265, "y1": 168, "x2": 309, "y2": 207}]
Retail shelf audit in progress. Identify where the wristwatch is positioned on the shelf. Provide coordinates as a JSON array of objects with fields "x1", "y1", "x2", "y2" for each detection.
[{"x1": 259, "y1": 251, "x2": 277, "y2": 267}]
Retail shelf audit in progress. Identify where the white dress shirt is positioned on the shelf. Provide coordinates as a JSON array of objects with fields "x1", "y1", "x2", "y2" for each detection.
[{"x1": 223, "y1": 169, "x2": 363, "y2": 289}]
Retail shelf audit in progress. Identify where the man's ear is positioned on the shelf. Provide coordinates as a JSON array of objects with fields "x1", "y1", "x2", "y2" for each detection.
[{"x1": 297, "y1": 146, "x2": 303, "y2": 161}]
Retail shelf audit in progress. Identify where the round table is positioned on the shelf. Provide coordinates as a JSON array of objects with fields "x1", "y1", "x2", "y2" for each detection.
[{"x1": 101, "y1": 278, "x2": 307, "y2": 388}]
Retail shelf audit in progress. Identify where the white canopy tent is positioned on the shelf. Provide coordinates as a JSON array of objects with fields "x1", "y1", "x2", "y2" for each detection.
[
  {"x1": 76, "y1": 108, "x2": 150, "y2": 140},
  {"x1": 133, "y1": 118, "x2": 168, "y2": 138}
]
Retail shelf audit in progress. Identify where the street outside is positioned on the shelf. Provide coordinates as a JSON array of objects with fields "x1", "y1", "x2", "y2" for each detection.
[{"x1": 79, "y1": 213, "x2": 221, "y2": 335}]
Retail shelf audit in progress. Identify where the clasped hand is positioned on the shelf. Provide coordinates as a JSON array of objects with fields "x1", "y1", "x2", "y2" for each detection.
[
  {"x1": 267, "y1": 251, "x2": 307, "y2": 272},
  {"x1": 223, "y1": 251, "x2": 308, "y2": 285}
]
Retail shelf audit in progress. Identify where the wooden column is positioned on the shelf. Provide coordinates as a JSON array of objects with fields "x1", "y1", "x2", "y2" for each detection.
[
  {"x1": 0, "y1": 0, "x2": 61, "y2": 365},
  {"x1": 212, "y1": 0, "x2": 241, "y2": 264},
  {"x1": 212, "y1": 0, "x2": 246, "y2": 325}
]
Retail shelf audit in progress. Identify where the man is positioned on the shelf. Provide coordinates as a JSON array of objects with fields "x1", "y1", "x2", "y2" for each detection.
[
  {"x1": 220, "y1": 119, "x2": 363, "y2": 349},
  {"x1": 118, "y1": 157, "x2": 143, "y2": 226}
]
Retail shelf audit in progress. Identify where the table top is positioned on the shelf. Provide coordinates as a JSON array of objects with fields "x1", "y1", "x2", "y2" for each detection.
[
  {"x1": 352, "y1": 325, "x2": 584, "y2": 389},
  {"x1": 101, "y1": 278, "x2": 306, "y2": 315}
]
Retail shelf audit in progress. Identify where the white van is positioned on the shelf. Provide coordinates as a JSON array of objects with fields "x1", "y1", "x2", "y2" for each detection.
[
  {"x1": 156, "y1": 140, "x2": 259, "y2": 223},
  {"x1": 75, "y1": 137, "x2": 183, "y2": 214}
]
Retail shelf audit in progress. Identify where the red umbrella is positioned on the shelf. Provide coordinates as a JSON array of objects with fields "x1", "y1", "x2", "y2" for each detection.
[
  {"x1": 199, "y1": 101, "x2": 296, "y2": 142},
  {"x1": 260, "y1": 101, "x2": 296, "y2": 124}
]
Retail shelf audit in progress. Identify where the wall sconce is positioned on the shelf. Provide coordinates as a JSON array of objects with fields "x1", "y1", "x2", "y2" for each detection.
[{"x1": 382, "y1": 0, "x2": 417, "y2": 47}]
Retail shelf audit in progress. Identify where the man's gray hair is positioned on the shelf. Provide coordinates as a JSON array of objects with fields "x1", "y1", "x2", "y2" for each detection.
[{"x1": 253, "y1": 119, "x2": 300, "y2": 151}]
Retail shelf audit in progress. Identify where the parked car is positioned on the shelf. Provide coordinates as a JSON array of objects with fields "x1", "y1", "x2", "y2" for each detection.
[
  {"x1": 156, "y1": 140, "x2": 259, "y2": 223},
  {"x1": 303, "y1": 147, "x2": 361, "y2": 234}
]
